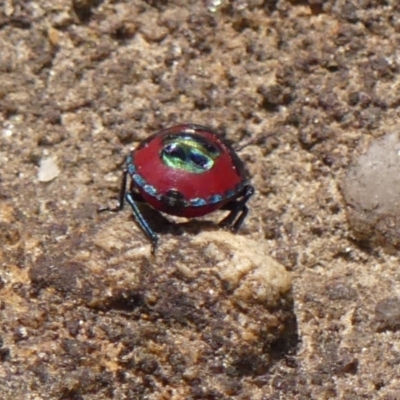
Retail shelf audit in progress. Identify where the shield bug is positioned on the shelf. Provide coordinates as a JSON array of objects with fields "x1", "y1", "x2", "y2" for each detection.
[{"x1": 98, "y1": 124, "x2": 254, "y2": 253}]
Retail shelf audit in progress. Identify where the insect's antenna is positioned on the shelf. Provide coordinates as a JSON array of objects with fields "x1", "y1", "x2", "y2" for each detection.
[{"x1": 235, "y1": 133, "x2": 275, "y2": 152}]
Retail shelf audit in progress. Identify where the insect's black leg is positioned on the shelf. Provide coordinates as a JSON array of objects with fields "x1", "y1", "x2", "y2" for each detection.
[
  {"x1": 97, "y1": 168, "x2": 128, "y2": 213},
  {"x1": 126, "y1": 192, "x2": 158, "y2": 254},
  {"x1": 219, "y1": 185, "x2": 254, "y2": 232}
]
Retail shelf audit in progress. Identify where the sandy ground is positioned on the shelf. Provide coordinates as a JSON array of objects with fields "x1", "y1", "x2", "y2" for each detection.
[{"x1": 1, "y1": 1, "x2": 400, "y2": 399}]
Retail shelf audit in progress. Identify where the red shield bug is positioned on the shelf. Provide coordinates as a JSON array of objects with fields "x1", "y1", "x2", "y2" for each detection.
[{"x1": 98, "y1": 124, "x2": 254, "y2": 253}]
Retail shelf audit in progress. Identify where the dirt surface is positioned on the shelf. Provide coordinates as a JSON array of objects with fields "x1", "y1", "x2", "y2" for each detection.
[{"x1": 1, "y1": 0, "x2": 400, "y2": 399}]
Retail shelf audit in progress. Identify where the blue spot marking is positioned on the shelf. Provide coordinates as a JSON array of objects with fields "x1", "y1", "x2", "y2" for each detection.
[
  {"x1": 126, "y1": 155, "x2": 133, "y2": 164},
  {"x1": 133, "y1": 174, "x2": 145, "y2": 187},
  {"x1": 128, "y1": 164, "x2": 136, "y2": 175},
  {"x1": 208, "y1": 194, "x2": 223, "y2": 204},
  {"x1": 190, "y1": 198, "x2": 207, "y2": 207},
  {"x1": 225, "y1": 190, "x2": 235, "y2": 199},
  {"x1": 144, "y1": 184, "x2": 157, "y2": 196}
]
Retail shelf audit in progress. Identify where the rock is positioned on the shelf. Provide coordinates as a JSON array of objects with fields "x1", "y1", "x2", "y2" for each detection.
[
  {"x1": 28, "y1": 214, "x2": 297, "y2": 396},
  {"x1": 342, "y1": 132, "x2": 400, "y2": 249}
]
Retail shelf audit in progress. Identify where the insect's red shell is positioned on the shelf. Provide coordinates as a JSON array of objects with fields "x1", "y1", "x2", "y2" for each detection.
[{"x1": 130, "y1": 124, "x2": 247, "y2": 218}]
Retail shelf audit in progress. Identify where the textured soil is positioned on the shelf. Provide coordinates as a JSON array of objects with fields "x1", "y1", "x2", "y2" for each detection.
[{"x1": 1, "y1": 1, "x2": 400, "y2": 399}]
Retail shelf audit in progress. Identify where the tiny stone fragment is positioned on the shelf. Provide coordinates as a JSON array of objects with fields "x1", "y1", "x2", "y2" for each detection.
[{"x1": 38, "y1": 157, "x2": 60, "y2": 182}]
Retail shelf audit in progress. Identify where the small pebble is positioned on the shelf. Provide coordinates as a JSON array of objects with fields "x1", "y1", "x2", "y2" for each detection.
[
  {"x1": 342, "y1": 132, "x2": 400, "y2": 249},
  {"x1": 375, "y1": 297, "x2": 400, "y2": 332},
  {"x1": 38, "y1": 157, "x2": 60, "y2": 182}
]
